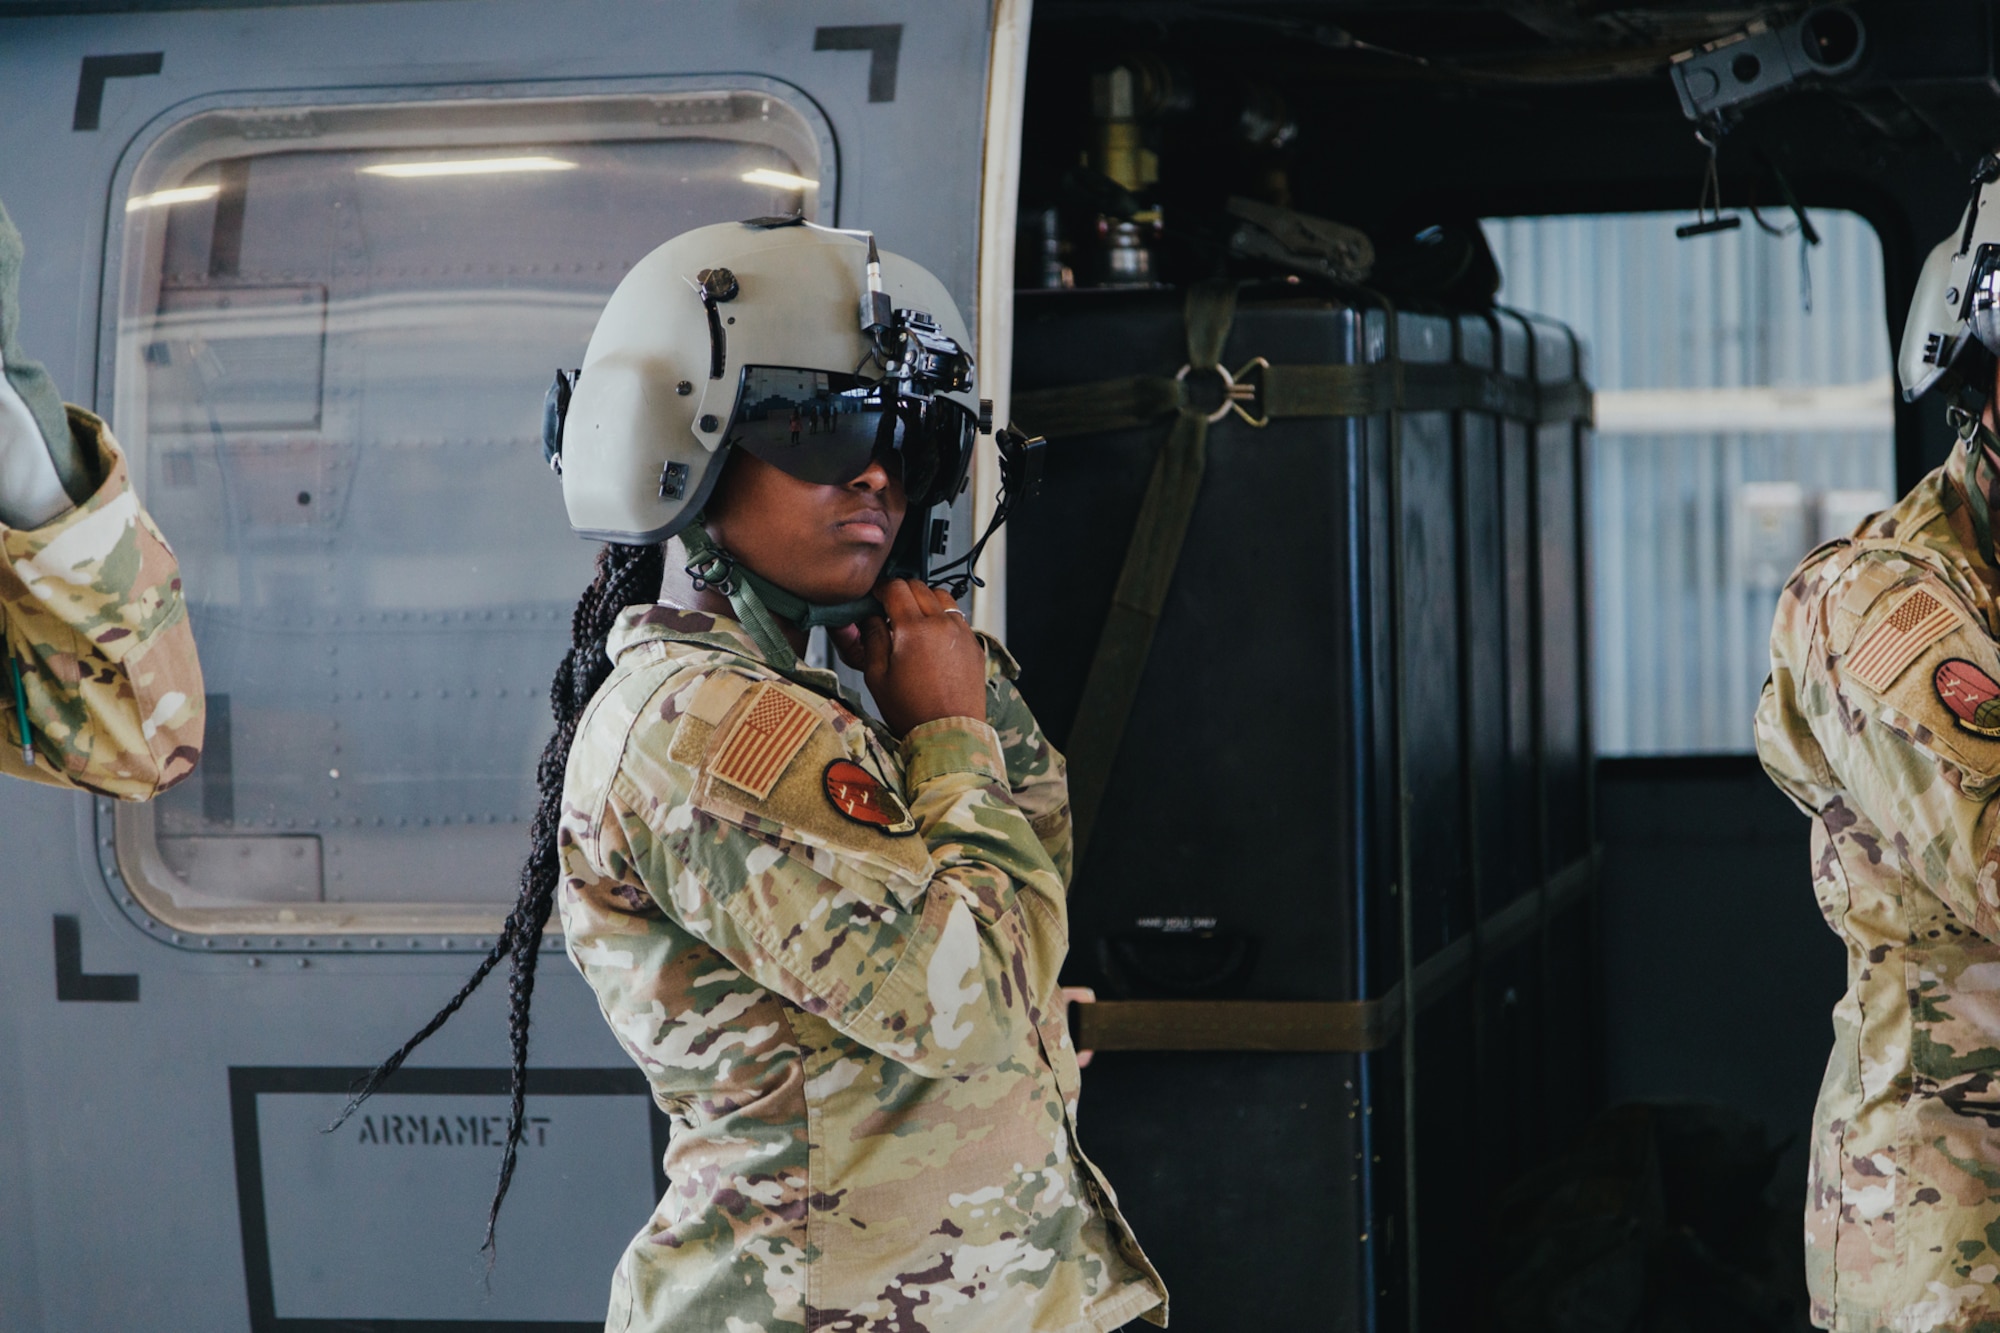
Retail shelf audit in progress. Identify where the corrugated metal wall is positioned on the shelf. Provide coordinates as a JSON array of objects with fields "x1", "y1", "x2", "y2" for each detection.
[{"x1": 1486, "y1": 210, "x2": 1894, "y2": 754}]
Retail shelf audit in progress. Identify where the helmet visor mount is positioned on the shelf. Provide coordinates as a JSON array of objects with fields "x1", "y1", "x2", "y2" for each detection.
[{"x1": 725, "y1": 365, "x2": 972, "y2": 510}]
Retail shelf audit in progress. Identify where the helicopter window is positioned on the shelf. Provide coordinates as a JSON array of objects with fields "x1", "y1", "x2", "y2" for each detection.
[
  {"x1": 1486, "y1": 209, "x2": 1893, "y2": 757},
  {"x1": 102, "y1": 90, "x2": 829, "y2": 942}
]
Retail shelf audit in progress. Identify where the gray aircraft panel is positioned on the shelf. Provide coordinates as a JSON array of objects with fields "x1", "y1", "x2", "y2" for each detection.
[
  {"x1": 252, "y1": 1077, "x2": 657, "y2": 1322},
  {"x1": 6, "y1": 798, "x2": 685, "y2": 1332},
  {"x1": 0, "y1": 2, "x2": 998, "y2": 1328},
  {"x1": 0, "y1": 1, "x2": 987, "y2": 397}
]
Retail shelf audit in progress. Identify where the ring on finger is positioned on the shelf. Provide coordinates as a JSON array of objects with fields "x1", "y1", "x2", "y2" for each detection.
[{"x1": 943, "y1": 608, "x2": 966, "y2": 618}]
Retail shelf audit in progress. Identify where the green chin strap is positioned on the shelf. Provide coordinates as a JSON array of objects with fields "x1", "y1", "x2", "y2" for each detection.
[
  {"x1": 1947, "y1": 397, "x2": 2000, "y2": 563},
  {"x1": 678, "y1": 523, "x2": 880, "y2": 672}
]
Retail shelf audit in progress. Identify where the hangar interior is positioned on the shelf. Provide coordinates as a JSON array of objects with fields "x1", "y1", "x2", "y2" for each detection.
[{"x1": 0, "y1": 2, "x2": 1989, "y2": 1331}]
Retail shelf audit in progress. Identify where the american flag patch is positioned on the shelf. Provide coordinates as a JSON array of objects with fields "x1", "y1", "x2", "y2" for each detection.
[
  {"x1": 1845, "y1": 584, "x2": 1962, "y2": 693},
  {"x1": 709, "y1": 683, "x2": 821, "y2": 800}
]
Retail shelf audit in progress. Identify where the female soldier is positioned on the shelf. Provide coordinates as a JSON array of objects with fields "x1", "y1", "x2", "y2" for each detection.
[{"x1": 344, "y1": 220, "x2": 1165, "y2": 1333}]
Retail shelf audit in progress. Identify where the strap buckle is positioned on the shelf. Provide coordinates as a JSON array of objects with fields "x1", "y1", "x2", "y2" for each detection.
[
  {"x1": 1949, "y1": 403, "x2": 1983, "y2": 445},
  {"x1": 1174, "y1": 356, "x2": 1271, "y2": 426},
  {"x1": 685, "y1": 549, "x2": 736, "y2": 596},
  {"x1": 1227, "y1": 357, "x2": 1270, "y2": 426}
]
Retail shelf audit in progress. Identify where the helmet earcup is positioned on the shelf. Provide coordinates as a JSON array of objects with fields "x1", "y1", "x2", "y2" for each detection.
[{"x1": 1900, "y1": 232, "x2": 1967, "y2": 404}]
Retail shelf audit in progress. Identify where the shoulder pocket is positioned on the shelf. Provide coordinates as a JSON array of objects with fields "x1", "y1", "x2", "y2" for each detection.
[
  {"x1": 686, "y1": 680, "x2": 934, "y2": 903},
  {"x1": 1842, "y1": 580, "x2": 1964, "y2": 692},
  {"x1": 1843, "y1": 578, "x2": 2000, "y2": 789},
  {"x1": 1825, "y1": 550, "x2": 1928, "y2": 656}
]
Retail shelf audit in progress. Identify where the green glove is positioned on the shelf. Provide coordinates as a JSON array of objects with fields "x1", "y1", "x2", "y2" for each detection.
[{"x1": 0, "y1": 199, "x2": 91, "y2": 515}]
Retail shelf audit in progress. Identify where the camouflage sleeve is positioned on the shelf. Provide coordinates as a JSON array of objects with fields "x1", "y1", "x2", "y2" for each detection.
[
  {"x1": 977, "y1": 630, "x2": 1073, "y2": 886},
  {"x1": 1755, "y1": 550, "x2": 1845, "y2": 818},
  {"x1": 594, "y1": 676, "x2": 1067, "y2": 1079},
  {"x1": 1787, "y1": 556, "x2": 2000, "y2": 940},
  {"x1": 0, "y1": 408, "x2": 202, "y2": 796}
]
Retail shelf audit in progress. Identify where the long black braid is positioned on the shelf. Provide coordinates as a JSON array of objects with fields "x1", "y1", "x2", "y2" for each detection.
[{"x1": 328, "y1": 540, "x2": 668, "y2": 1251}]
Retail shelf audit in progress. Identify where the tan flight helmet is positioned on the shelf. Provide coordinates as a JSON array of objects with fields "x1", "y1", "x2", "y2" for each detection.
[
  {"x1": 1901, "y1": 154, "x2": 2000, "y2": 416},
  {"x1": 550, "y1": 217, "x2": 981, "y2": 550},
  {"x1": 544, "y1": 216, "x2": 1045, "y2": 667}
]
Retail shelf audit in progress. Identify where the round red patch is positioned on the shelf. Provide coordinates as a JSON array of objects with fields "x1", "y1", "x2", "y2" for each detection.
[
  {"x1": 823, "y1": 759, "x2": 917, "y2": 836},
  {"x1": 1935, "y1": 658, "x2": 2000, "y2": 736}
]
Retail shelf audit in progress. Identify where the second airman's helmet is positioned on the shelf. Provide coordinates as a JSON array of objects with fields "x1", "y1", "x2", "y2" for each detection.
[{"x1": 1900, "y1": 155, "x2": 2000, "y2": 409}]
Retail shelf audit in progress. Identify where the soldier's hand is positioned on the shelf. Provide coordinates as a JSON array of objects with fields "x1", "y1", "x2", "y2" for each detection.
[
  {"x1": 0, "y1": 199, "x2": 88, "y2": 527},
  {"x1": 853, "y1": 579, "x2": 986, "y2": 737}
]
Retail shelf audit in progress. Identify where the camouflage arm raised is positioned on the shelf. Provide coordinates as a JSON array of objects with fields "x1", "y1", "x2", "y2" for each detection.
[
  {"x1": 0, "y1": 409, "x2": 203, "y2": 796},
  {"x1": 1783, "y1": 569, "x2": 2000, "y2": 941},
  {"x1": 605, "y1": 712, "x2": 1067, "y2": 1079},
  {"x1": 978, "y1": 631, "x2": 1074, "y2": 886}
]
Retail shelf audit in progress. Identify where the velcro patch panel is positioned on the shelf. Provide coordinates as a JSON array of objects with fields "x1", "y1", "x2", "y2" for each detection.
[
  {"x1": 709, "y1": 682, "x2": 821, "y2": 800},
  {"x1": 1845, "y1": 583, "x2": 1962, "y2": 694}
]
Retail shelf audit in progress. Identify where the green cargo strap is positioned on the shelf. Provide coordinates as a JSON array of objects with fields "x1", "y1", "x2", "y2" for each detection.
[
  {"x1": 1070, "y1": 850, "x2": 1598, "y2": 1052},
  {"x1": 1064, "y1": 279, "x2": 1239, "y2": 867},
  {"x1": 1013, "y1": 355, "x2": 1594, "y2": 440},
  {"x1": 1075, "y1": 997, "x2": 1403, "y2": 1054},
  {"x1": 1004, "y1": 374, "x2": 1186, "y2": 441}
]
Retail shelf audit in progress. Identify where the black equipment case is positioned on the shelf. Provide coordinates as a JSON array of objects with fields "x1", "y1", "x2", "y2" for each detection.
[{"x1": 1005, "y1": 284, "x2": 1596, "y2": 1331}]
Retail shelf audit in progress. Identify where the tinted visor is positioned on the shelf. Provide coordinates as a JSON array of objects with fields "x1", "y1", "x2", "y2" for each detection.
[
  {"x1": 727, "y1": 366, "x2": 971, "y2": 508},
  {"x1": 1971, "y1": 243, "x2": 2000, "y2": 356}
]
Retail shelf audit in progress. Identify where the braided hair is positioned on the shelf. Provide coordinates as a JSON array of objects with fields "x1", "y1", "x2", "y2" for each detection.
[{"x1": 329, "y1": 539, "x2": 667, "y2": 1251}]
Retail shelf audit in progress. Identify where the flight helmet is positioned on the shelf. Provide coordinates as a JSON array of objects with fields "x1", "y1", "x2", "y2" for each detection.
[
  {"x1": 1900, "y1": 154, "x2": 2000, "y2": 415},
  {"x1": 544, "y1": 217, "x2": 1037, "y2": 664}
]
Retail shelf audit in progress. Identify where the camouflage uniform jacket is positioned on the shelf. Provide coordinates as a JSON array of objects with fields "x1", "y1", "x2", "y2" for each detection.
[
  {"x1": 0, "y1": 407, "x2": 201, "y2": 797},
  {"x1": 1757, "y1": 435, "x2": 2000, "y2": 1332},
  {"x1": 557, "y1": 604, "x2": 1168, "y2": 1333}
]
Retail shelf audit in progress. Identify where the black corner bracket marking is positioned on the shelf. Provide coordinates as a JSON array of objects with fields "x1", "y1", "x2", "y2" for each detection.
[
  {"x1": 53, "y1": 915, "x2": 139, "y2": 1002},
  {"x1": 202, "y1": 692, "x2": 234, "y2": 825},
  {"x1": 813, "y1": 25, "x2": 903, "y2": 103},
  {"x1": 73, "y1": 52, "x2": 164, "y2": 132}
]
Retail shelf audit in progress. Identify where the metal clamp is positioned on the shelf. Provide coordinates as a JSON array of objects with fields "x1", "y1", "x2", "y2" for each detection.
[
  {"x1": 1227, "y1": 356, "x2": 1270, "y2": 426},
  {"x1": 685, "y1": 550, "x2": 736, "y2": 596},
  {"x1": 1950, "y1": 403, "x2": 1983, "y2": 444},
  {"x1": 1175, "y1": 357, "x2": 1270, "y2": 426}
]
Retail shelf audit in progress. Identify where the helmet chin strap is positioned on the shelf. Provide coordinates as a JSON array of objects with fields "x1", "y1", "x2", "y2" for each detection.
[
  {"x1": 1947, "y1": 380, "x2": 1997, "y2": 450},
  {"x1": 679, "y1": 522, "x2": 879, "y2": 672},
  {"x1": 1940, "y1": 390, "x2": 2000, "y2": 565}
]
